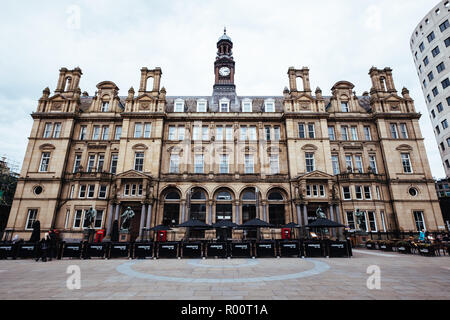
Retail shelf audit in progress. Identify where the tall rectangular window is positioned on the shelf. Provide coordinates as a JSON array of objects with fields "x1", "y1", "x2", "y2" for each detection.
[
  {"x1": 390, "y1": 124, "x2": 398, "y2": 139},
  {"x1": 43, "y1": 123, "x2": 52, "y2": 138},
  {"x1": 26, "y1": 209, "x2": 38, "y2": 230},
  {"x1": 364, "y1": 126, "x2": 371, "y2": 140},
  {"x1": 369, "y1": 155, "x2": 378, "y2": 174},
  {"x1": 99, "y1": 185, "x2": 107, "y2": 199},
  {"x1": 79, "y1": 126, "x2": 87, "y2": 140},
  {"x1": 331, "y1": 155, "x2": 340, "y2": 175},
  {"x1": 437, "y1": 103, "x2": 443, "y2": 112},
  {"x1": 401, "y1": 153, "x2": 412, "y2": 173},
  {"x1": 245, "y1": 155, "x2": 254, "y2": 174},
  {"x1": 400, "y1": 123, "x2": 408, "y2": 139},
  {"x1": 355, "y1": 155, "x2": 363, "y2": 173},
  {"x1": 364, "y1": 186, "x2": 372, "y2": 200},
  {"x1": 305, "y1": 153, "x2": 315, "y2": 173},
  {"x1": 79, "y1": 185, "x2": 86, "y2": 198},
  {"x1": 94, "y1": 210, "x2": 104, "y2": 228},
  {"x1": 110, "y1": 154, "x2": 118, "y2": 174},
  {"x1": 194, "y1": 154, "x2": 204, "y2": 174},
  {"x1": 442, "y1": 119, "x2": 448, "y2": 129},
  {"x1": 341, "y1": 126, "x2": 349, "y2": 141},
  {"x1": 69, "y1": 185, "x2": 75, "y2": 199},
  {"x1": 376, "y1": 186, "x2": 381, "y2": 200},
  {"x1": 270, "y1": 154, "x2": 280, "y2": 174},
  {"x1": 73, "y1": 210, "x2": 83, "y2": 228},
  {"x1": 350, "y1": 126, "x2": 358, "y2": 140},
  {"x1": 101, "y1": 102, "x2": 109, "y2": 112},
  {"x1": 346, "y1": 211, "x2": 355, "y2": 229},
  {"x1": 144, "y1": 123, "x2": 151, "y2": 138},
  {"x1": 87, "y1": 185, "x2": 95, "y2": 198},
  {"x1": 431, "y1": 46, "x2": 440, "y2": 57},
  {"x1": 341, "y1": 102, "x2": 349, "y2": 112},
  {"x1": 432, "y1": 86, "x2": 439, "y2": 97},
  {"x1": 413, "y1": 211, "x2": 426, "y2": 231},
  {"x1": 343, "y1": 187, "x2": 352, "y2": 200},
  {"x1": 202, "y1": 126, "x2": 209, "y2": 140},
  {"x1": 427, "y1": 31, "x2": 435, "y2": 43},
  {"x1": 193, "y1": 126, "x2": 200, "y2": 140},
  {"x1": 367, "y1": 211, "x2": 377, "y2": 232},
  {"x1": 101, "y1": 126, "x2": 109, "y2": 140},
  {"x1": 134, "y1": 123, "x2": 143, "y2": 138},
  {"x1": 39, "y1": 152, "x2": 51, "y2": 172},
  {"x1": 87, "y1": 155, "x2": 96, "y2": 172},
  {"x1": 97, "y1": 154, "x2": 105, "y2": 172},
  {"x1": 328, "y1": 126, "x2": 335, "y2": 141},
  {"x1": 114, "y1": 126, "x2": 122, "y2": 140},
  {"x1": 168, "y1": 126, "x2": 176, "y2": 140},
  {"x1": 134, "y1": 153, "x2": 144, "y2": 172},
  {"x1": 220, "y1": 155, "x2": 229, "y2": 174},
  {"x1": 308, "y1": 124, "x2": 315, "y2": 138},
  {"x1": 265, "y1": 126, "x2": 271, "y2": 141},
  {"x1": 92, "y1": 126, "x2": 100, "y2": 140},
  {"x1": 169, "y1": 154, "x2": 179, "y2": 173},
  {"x1": 226, "y1": 126, "x2": 233, "y2": 141},
  {"x1": 178, "y1": 126, "x2": 185, "y2": 140},
  {"x1": 274, "y1": 126, "x2": 281, "y2": 141},
  {"x1": 355, "y1": 186, "x2": 363, "y2": 200},
  {"x1": 53, "y1": 123, "x2": 61, "y2": 138},
  {"x1": 250, "y1": 126, "x2": 257, "y2": 141},
  {"x1": 240, "y1": 126, "x2": 248, "y2": 141},
  {"x1": 298, "y1": 123, "x2": 305, "y2": 138},
  {"x1": 345, "y1": 155, "x2": 353, "y2": 172},
  {"x1": 216, "y1": 127, "x2": 223, "y2": 140},
  {"x1": 73, "y1": 154, "x2": 82, "y2": 173}
]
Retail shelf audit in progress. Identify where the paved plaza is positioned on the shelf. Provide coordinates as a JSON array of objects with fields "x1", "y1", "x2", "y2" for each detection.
[{"x1": 0, "y1": 249, "x2": 449, "y2": 300}]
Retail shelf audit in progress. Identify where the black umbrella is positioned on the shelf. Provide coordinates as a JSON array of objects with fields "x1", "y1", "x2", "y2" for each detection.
[
  {"x1": 212, "y1": 220, "x2": 238, "y2": 228},
  {"x1": 176, "y1": 219, "x2": 212, "y2": 229},
  {"x1": 305, "y1": 218, "x2": 346, "y2": 228},
  {"x1": 282, "y1": 222, "x2": 301, "y2": 228},
  {"x1": 150, "y1": 225, "x2": 173, "y2": 231},
  {"x1": 239, "y1": 218, "x2": 274, "y2": 228}
]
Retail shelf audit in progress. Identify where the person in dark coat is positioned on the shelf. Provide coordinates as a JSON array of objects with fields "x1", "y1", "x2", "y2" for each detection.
[
  {"x1": 35, "y1": 237, "x2": 49, "y2": 262},
  {"x1": 47, "y1": 230, "x2": 57, "y2": 261},
  {"x1": 29, "y1": 220, "x2": 41, "y2": 243}
]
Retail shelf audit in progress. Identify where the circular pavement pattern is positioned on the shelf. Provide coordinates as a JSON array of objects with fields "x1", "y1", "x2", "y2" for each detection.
[{"x1": 116, "y1": 258, "x2": 330, "y2": 283}]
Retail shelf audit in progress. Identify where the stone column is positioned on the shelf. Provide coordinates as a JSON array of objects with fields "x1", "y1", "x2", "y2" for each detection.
[
  {"x1": 106, "y1": 203, "x2": 114, "y2": 236},
  {"x1": 181, "y1": 200, "x2": 186, "y2": 222},
  {"x1": 146, "y1": 203, "x2": 152, "y2": 229},
  {"x1": 329, "y1": 205, "x2": 335, "y2": 238},
  {"x1": 296, "y1": 205, "x2": 302, "y2": 227},
  {"x1": 335, "y1": 205, "x2": 343, "y2": 239},
  {"x1": 114, "y1": 203, "x2": 120, "y2": 221},
  {"x1": 138, "y1": 203, "x2": 146, "y2": 239},
  {"x1": 235, "y1": 201, "x2": 240, "y2": 224},
  {"x1": 303, "y1": 204, "x2": 308, "y2": 227},
  {"x1": 208, "y1": 201, "x2": 213, "y2": 224},
  {"x1": 262, "y1": 201, "x2": 267, "y2": 221}
]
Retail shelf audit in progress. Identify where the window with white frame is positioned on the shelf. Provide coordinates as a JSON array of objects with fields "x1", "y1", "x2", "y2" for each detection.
[
  {"x1": 413, "y1": 211, "x2": 426, "y2": 231},
  {"x1": 26, "y1": 209, "x2": 38, "y2": 230},
  {"x1": 178, "y1": 126, "x2": 185, "y2": 140},
  {"x1": 220, "y1": 99, "x2": 230, "y2": 112},
  {"x1": 359, "y1": 212, "x2": 368, "y2": 232},
  {"x1": 355, "y1": 185, "x2": 363, "y2": 200},
  {"x1": 39, "y1": 152, "x2": 51, "y2": 172},
  {"x1": 202, "y1": 126, "x2": 209, "y2": 141},
  {"x1": 332, "y1": 155, "x2": 340, "y2": 175},
  {"x1": 308, "y1": 123, "x2": 315, "y2": 138},
  {"x1": 114, "y1": 126, "x2": 122, "y2": 140},
  {"x1": 43, "y1": 123, "x2": 52, "y2": 138},
  {"x1": 220, "y1": 154, "x2": 229, "y2": 174},
  {"x1": 101, "y1": 102, "x2": 109, "y2": 112},
  {"x1": 124, "y1": 184, "x2": 130, "y2": 196},
  {"x1": 134, "y1": 152, "x2": 144, "y2": 172},
  {"x1": 354, "y1": 155, "x2": 363, "y2": 173},
  {"x1": 401, "y1": 153, "x2": 413, "y2": 173},
  {"x1": 216, "y1": 126, "x2": 223, "y2": 140},
  {"x1": 87, "y1": 155, "x2": 96, "y2": 172},
  {"x1": 144, "y1": 123, "x2": 151, "y2": 138},
  {"x1": 341, "y1": 126, "x2": 349, "y2": 140},
  {"x1": 97, "y1": 154, "x2": 104, "y2": 172},
  {"x1": 134, "y1": 123, "x2": 143, "y2": 138},
  {"x1": 363, "y1": 126, "x2": 371, "y2": 140},
  {"x1": 110, "y1": 154, "x2": 118, "y2": 174},
  {"x1": 194, "y1": 154, "x2": 204, "y2": 174},
  {"x1": 69, "y1": 185, "x2": 75, "y2": 199},
  {"x1": 169, "y1": 154, "x2": 180, "y2": 173},
  {"x1": 94, "y1": 210, "x2": 104, "y2": 228},
  {"x1": 328, "y1": 126, "x2": 335, "y2": 140},
  {"x1": 343, "y1": 186, "x2": 352, "y2": 200},
  {"x1": 249, "y1": 126, "x2": 257, "y2": 141},
  {"x1": 364, "y1": 186, "x2": 372, "y2": 199},
  {"x1": 79, "y1": 126, "x2": 87, "y2": 140},
  {"x1": 264, "y1": 100, "x2": 275, "y2": 112},
  {"x1": 168, "y1": 126, "x2": 176, "y2": 140},
  {"x1": 341, "y1": 102, "x2": 349, "y2": 112},
  {"x1": 174, "y1": 99, "x2": 184, "y2": 112},
  {"x1": 376, "y1": 186, "x2": 381, "y2": 200},
  {"x1": 350, "y1": 126, "x2": 358, "y2": 140},
  {"x1": 346, "y1": 211, "x2": 355, "y2": 229},
  {"x1": 369, "y1": 155, "x2": 378, "y2": 174},
  {"x1": 73, "y1": 154, "x2": 82, "y2": 173},
  {"x1": 92, "y1": 126, "x2": 100, "y2": 140},
  {"x1": 298, "y1": 123, "x2": 305, "y2": 138},
  {"x1": 64, "y1": 210, "x2": 70, "y2": 229},
  {"x1": 99, "y1": 185, "x2": 107, "y2": 199},
  {"x1": 79, "y1": 185, "x2": 86, "y2": 198},
  {"x1": 240, "y1": 126, "x2": 248, "y2": 141},
  {"x1": 193, "y1": 126, "x2": 200, "y2": 140},
  {"x1": 53, "y1": 123, "x2": 61, "y2": 138},
  {"x1": 245, "y1": 154, "x2": 254, "y2": 174},
  {"x1": 197, "y1": 99, "x2": 207, "y2": 112},
  {"x1": 270, "y1": 154, "x2": 279, "y2": 174},
  {"x1": 265, "y1": 126, "x2": 271, "y2": 141},
  {"x1": 274, "y1": 126, "x2": 280, "y2": 141},
  {"x1": 367, "y1": 211, "x2": 377, "y2": 232},
  {"x1": 305, "y1": 153, "x2": 315, "y2": 172},
  {"x1": 400, "y1": 123, "x2": 408, "y2": 139},
  {"x1": 380, "y1": 211, "x2": 386, "y2": 231},
  {"x1": 345, "y1": 155, "x2": 353, "y2": 172},
  {"x1": 101, "y1": 126, "x2": 109, "y2": 140},
  {"x1": 73, "y1": 210, "x2": 83, "y2": 228},
  {"x1": 87, "y1": 185, "x2": 95, "y2": 198},
  {"x1": 242, "y1": 99, "x2": 252, "y2": 112},
  {"x1": 226, "y1": 126, "x2": 233, "y2": 140},
  {"x1": 390, "y1": 124, "x2": 399, "y2": 139}
]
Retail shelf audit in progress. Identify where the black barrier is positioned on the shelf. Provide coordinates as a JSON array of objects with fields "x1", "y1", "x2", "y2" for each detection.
[
  {"x1": 109, "y1": 243, "x2": 130, "y2": 259},
  {"x1": 0, "y1": 243, "x2": 15, "y2": 259},
  {"x1": 61, "y1": 242, "x2": 82, "y2": 259},
  {"x1": 206, "y1": 242, "x2": 227, "y2": 258},
  {"x1": 279, "y1": 241, "x2": 302, "y2": 257},
  {"x1": 328, "y1": 241, "x2": 350, "y2": 258},
  {"x1": 182, "y1": 242, "x2": 202, "y2": 258},
  {"x1": 84, "y1": 243, "x2": 108, "y2": 259},
  {"x1": 304, "y1": 241, "x2": 324, "y2": 257},
  {"x1": 158, "y1": 242, "x2": 179, "y2": 258},
  {"x1": 230, "y1": 242, "x2": 252, "y2": 258},
  {"x1": 134, "y1": 243, "x2": 153, "y2": 259},
  {"x1": 17, "y1": 243, "x2": 37, "y2": 259},
  {"x1": 255, "y1": 241, "x2": 276, "y2": 257}
]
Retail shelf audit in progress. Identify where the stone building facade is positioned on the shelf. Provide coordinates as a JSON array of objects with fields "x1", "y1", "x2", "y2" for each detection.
[{"x1": 5, "y1": 31, "x2": 445, "y2": 241}]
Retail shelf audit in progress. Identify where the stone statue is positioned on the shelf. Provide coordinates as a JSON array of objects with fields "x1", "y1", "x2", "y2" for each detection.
[
  {"x1": 316, "y1": 206, "x2": 326, "y2": 219},
  {"x1": 120, "y1": 206, "x2": 135, "y2": 232},
  {"x1": 84, "y1": 207, "x2": 96, "y2": 229},
  {"x1": 354, "y1": 209, "x2": 365, "y2": 231}
]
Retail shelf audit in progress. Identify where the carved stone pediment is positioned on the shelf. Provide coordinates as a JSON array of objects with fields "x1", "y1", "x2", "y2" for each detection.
[
  {"x1": 396, "y1": 144, "x2": 413, "y2": 151},
  {"x1": 342, "y1": 142, "x2": 364, "y2": 150},
  {"x1": 301, "y1": 144, "x2": 318, "y2": 151},
  {"x1": 116, "y1": 170, "x2": 151, "y2": 180},
  {"x1": 39, "y1": 143, "x2": 55, "y2": 151},
  {"x1": 299, "y1": 170, "x2": 334, "y2": 181},
  {"x1": 132, "y1": 143, "x2": 149, "y2": 150}
]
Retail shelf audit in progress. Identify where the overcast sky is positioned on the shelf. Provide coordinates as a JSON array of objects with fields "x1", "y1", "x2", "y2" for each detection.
[{"x1": 0, "y1": 0, "x2": 446, "y2": 177}]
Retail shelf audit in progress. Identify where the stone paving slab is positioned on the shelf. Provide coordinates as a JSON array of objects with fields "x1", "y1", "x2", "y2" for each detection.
[{"x1": 0, "y1": 249, "x2": 449, "y2": 300}]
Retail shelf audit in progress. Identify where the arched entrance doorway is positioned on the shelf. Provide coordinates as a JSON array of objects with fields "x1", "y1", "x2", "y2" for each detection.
[
  {"x1": 214, "y1": 188, "x2": 234, "y2": 240},
  {"x1": 241, "y1": 187, "x2": 259, "y2": 239},
  {"x1": 188, "y1": 187, "x2": 208, "y2": 238},
  {"x1": 162, "y1": 189, "x2": 181, "y2": 227},
  {"x1": 268, "y1": 189, "x2": 286, "y2": 227}
]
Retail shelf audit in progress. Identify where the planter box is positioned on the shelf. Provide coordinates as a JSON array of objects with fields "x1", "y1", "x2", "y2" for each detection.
[
  {"x1": 134, "y1": 243, "x2": 153, "y2": 259},
  {"x1": 379, "y1": 244, "x2": 393, "y2": 252},
  {"x1": 418, "y1": 247, "x2": 436, "y2": 256},
  {"x1": 304, "y1": 242, "x2": 324, "y2": 257},
  {"x1": 230, "y1": 242, "x2": 252, "y2": 258},
  {"x1": 206, "y1": 242, "x2": 227, "y2": 258},
  {"x1": 279, "y1": 241, "x2": 302, "y2": 257},
  {"x1": 62, "y1": 243, "x2": 82, "y2": 259},
  {"x1": 328, "y1": 241, "x2": 350, "y2": 257},
  {"x1": 84, "y1": 243, "x2": 108, "y2": 259},
  {"x1": 365, "y1": 243, "x2": 375, "y2": 250},
  {"x1": 255, "y1": 242, "x2": 276, "y2": 258},
  {"x1": 0, "y1": 243, "x2": 16, "y2": 259},
  {"x1": 396, "y1": 246, "x2": 411, "y2": 254},
  {"x1": 182, "y1": 242, "x2": 202, "y2": 258},
  {"x1": 109, "y1": 243, "x2": 130, "y2": 259},
  {"x1": 158, "y1": 242, "x2": 179, "y2": 258}
]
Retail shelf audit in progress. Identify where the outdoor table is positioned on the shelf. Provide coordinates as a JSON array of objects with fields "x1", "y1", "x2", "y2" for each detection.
[
  {"x1": 328, "y1": 241, "x2": 350, "y2": 257},
  {"x1": 279, "y1": 241, "x2": 302, "y2": 257},
  {"x1": 230, "y1": 242, "x2": 252, "y2": 258},
  {"x1": 181, "y1": 242, "x2": 202, "y2": 258},
  {"x1": 0, "y1": 243, "x2": 15, "y2": 259},
  {"x1": 255, "y1": 241, "x2": 276, "y2": 257},
  {"x1": 109, "y1": 243, "x2": 130, "y2": 259},
  {"x1": 206, "y1": 242, "x2": 227, "y2": 258},
  {"x1": 17, "y1": 243, "x2": 37, "y2": 259},
  {"x1": 84, "y1": 243, "x2": 108, "y2": 259},
  {"x1": 157, "y1": 242, "x2": 179, "y2": 258},
  {"x1": 304, "y1": 241, "x2": 324, "y2": 257},
  {"x1": 134, "y1": 242, "x2": 153, "y2": 259},
  {"x1": 61, "y1": 242, "x2": 82, "y2": 259}
]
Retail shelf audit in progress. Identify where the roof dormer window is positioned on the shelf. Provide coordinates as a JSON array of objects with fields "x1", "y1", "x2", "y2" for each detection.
[
  {"x1": 242, "y1": 99, "x2": 252, "y2": 112},
  {"x1": 174, "y1": 99, "x2": 184, "y2": 112},
  {"x1": 197, "y1": 99, "x2": 207, "y2": 112},
  {"x1": 101, "y1": 102, "x2": 109, "y2": 112},
  {"x1": 219, "y1": 98, "x2": 230, "y2": 112},
  {"x1": 264, "y1": 99, "x2": 275, "y2": 112}
]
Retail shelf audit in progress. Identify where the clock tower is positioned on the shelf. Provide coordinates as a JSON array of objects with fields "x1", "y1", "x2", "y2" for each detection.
[{"x1": 212, "y1": 28, "x2": 238, "y2": 109}]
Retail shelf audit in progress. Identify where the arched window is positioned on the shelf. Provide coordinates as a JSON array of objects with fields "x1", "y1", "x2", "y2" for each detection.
[
  {"x1": 215, "y1": 189, "x2": 233, "y2": 222},
  {"x1": 162, "y1": 188, "x2": 181, "y2": 226},
  {"x1": 189, "y1": 188, "x2": 207, "y2": 222},
  {"x1": 241, "y1": 188, "x2": 257, "y2": 223},
  {"x1": 268, "y1": 190, "x2": 285, "y2": 226}
]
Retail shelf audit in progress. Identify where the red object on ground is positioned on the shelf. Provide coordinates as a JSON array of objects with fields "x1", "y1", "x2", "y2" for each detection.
[{"x1": 95, "y1": 229, "x2": 105, "y2": 243}]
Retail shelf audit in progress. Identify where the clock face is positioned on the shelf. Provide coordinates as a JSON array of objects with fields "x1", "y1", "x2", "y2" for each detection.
[{"x1": 219, "y1": 67, "x2": 230, "y2": 76}]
